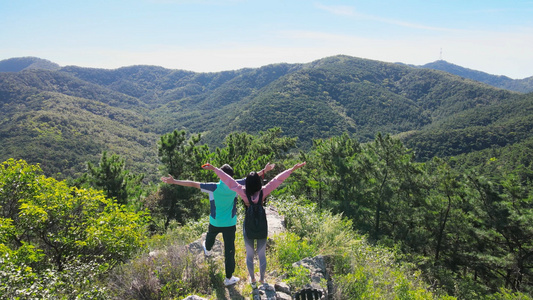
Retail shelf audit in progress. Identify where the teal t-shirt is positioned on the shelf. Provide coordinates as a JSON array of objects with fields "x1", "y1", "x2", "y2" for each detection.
[{"x1": 200, "y1": 179, "x2": 244, "y2": 227}]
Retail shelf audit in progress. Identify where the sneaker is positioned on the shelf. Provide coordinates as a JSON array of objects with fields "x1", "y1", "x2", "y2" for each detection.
[
  {"x1": 224, "y1": 276, "x2": 240, "y2": 286},
  {"x1": 251, "y1": 281, "x2": 258, "y2": 289},
  {"x1": 202, "y1": 241, "x2": 212, "y2": 256}
]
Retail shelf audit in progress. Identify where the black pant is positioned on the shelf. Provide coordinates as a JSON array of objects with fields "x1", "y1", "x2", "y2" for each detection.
[{"x1": 205, "y1": 224, "x2": 236, "y2": 279}]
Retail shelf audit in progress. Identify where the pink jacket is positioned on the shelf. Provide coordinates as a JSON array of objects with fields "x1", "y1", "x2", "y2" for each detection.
[{"x1": 213, "y1": 167, "x2": 294, "y2": 206}]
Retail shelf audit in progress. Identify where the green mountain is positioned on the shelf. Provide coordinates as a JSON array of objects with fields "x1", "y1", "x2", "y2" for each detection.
[
  {"x1": 0, "y1": 70, "x2": 159, "y2": 180},
  {"x1": 401, "y1": 92, "x2": 533, "y2": 160},
  {"x1": 419, "y1": 60, "x2": 533, "y2": 93},
  {"x1": 1, "y1": 55, "x2": 532, "y2": 180},
  {"x1": 0, "y1": 57, "x2": 61, "y2": 72}
]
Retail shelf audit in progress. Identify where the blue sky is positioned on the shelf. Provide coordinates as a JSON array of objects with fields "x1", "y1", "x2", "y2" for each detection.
[{"x1": 1, "y1": 0, "x2": 532, "y2": 79}]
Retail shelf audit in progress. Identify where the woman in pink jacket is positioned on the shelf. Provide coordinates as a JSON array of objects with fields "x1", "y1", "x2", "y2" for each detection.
[{"x1": 202, "y1": 162, "x2": 306, "y2": 289}]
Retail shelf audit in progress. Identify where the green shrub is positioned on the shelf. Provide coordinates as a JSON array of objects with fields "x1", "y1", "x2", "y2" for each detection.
[
  {"x1": 272, "y1": 231, "x2": 317, "y2": 271},
  {"x1": 0, "y1": 159, "x2": 149, "y2": 299},
  {"x1": 286, "y1": 265, "x2": 311, "y2": 291},
  {"x1": 271, "y1": 195, "x2": 321, "y2": 238},
  {"x1": 146, "y1": 217, "x2": 208, "y2": 250},
  {"x1": 334, "y1": 268, "x2": 373, "y2": 299},
  {"x1": 0, "y1": 258, "x2": 109, "y2": 299},
  {"x1": 486, "y1": 288, "x2": 533, "y2": 300}
]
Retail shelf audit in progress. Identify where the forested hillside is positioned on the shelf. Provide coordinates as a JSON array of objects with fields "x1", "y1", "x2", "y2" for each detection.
[
  {"x1": 0, "y1": 70, "x2": 159, "y2": 180},
  {"x1": 402, "y1": 92, "x2": 533, "y2": 161},
  {"x1": 1, "y1": 55, "x2": 532, "y2": 181}
]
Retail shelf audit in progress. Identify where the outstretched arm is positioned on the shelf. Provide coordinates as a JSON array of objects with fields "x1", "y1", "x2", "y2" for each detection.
[
  {"x1": 160, "y1": 175, "x2": 201, "y2": 189},
  {"x1": 257, "y1": 162, "x2": 276, "y2": 178},
  {"x1": 262, "y1": 162, "x2": 306, "y2": 197},
  {"x1": 290, "y1": 162, "x2": 306, "y2": 172}
]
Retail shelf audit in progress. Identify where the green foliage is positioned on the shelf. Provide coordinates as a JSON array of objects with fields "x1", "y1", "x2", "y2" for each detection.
[
  {"x1": 209, "y1": 127, "x2": 296, "y2": 179},
  {"x1": 2, "y1": 54, "x2": 533, "y2": 298},
  {"x1": 158, "y1": 129, "x2": 207, "y2": 179},
  {"x1": 153, "y1": 127, "x2": 297, "y2": 228},
  {"x1": 283, "y1": 132, "x2": 533, "y2": 297},
  {"x1": 146, "y1": 217, "x2": 209, "y2": 250},
  {"x1": 272, "y1": 231, "x2": 317, "y2": 271},
  {"x1": 155, "y1": 129, "x2": 209, "y2": 228},
  {"x1": 0, "y1": 57, "x2": 61, "y2": 72},
  {"x1": 0, "y1": 84, "x2": 159, "y2": 181},
  {"x1": 72, "y1": 151, "x2": 145, "y2": 205},
  {"x1": 285, "y1": 265, "x2": 312, "y2": 291},
  {"x1": 0, "y1": 158, "x2": 42, "y2": 221},
  {"x1": 486, "y1": 288, "x2": 533, "y2": 300},
  {"x1": 421, "y1": 60, "x2": 533, "y2": 93},
  {"x1": 0, "y1": 158, "x2": 149, "y2": 299},
  {"x1": 0, "y1": 256, "x2": 109, "y2": 299},
  {"x1": 403, "y1": 93, "x2": 533, "y2": 161},
  {"x1": 105, "y1": 193, "x2": 451, "y2": 299},
  {"x1": 291, "y1": 132, "x2": 425, "y2": 241},
  {"x1": 16, "y1": 178, "x2": 147, "y2": 270},
  {"x1": 462, "y1": 172, "x2": 533, "y2": 294}
]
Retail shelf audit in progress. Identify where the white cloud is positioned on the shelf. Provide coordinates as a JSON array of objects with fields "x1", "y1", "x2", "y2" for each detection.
[
  {"x1": 314, "y1": 3, "x2": 458, "y2": 32},
  {"x1": 314, "y1": 3, "x2": 356, "y2": 16}
]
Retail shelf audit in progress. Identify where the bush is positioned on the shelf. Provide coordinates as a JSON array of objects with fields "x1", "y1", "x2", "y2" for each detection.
[
  {"x1": 0, "y1": 257, "x2": 109, "y2": 299},
  {"x1": 0, "y1": 159, "x2": 149, "y2": 299},
  {"x1": 272, "y1": 231, "x2": 317, "y2": 271}
]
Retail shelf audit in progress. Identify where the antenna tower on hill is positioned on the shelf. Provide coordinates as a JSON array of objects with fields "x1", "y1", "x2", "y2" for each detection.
[{"x1": 439, "y1": 48, "x2": 443, "y2": 61}]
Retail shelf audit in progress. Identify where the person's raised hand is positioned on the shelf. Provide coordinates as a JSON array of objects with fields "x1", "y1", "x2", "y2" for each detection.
[
  {"x1": 161, "y1": 174, "x2": 174, "y2": 184},
  {"x1": 292, "y1": 162, "x2": 306, "y2": 171},
  {"x1": 201, "y1": 163, "x2": 215, "y2": 171},
  {"x1": 265, "y1": 162, "x2": 276, "y2": 173}
]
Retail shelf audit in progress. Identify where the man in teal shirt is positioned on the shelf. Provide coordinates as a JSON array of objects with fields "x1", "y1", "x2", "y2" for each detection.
[{"x1": 161, "y1": 163, "x2": 274, "y2": 286}]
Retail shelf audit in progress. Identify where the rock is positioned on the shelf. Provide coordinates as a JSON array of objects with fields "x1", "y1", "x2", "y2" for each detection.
[
  {"x1": 276, "y1": 291, "x2": 292, "y2": 300},
  {"x1": 182, "y1": 296, "x2": 208, "y2": 300},
  {"x1": 259, "y1": 283, "x2": 277, "y2": 299},
  {"x1": 266, "y1": 206, "x2": 285, "y2": 236},
  {"x1": 148, "y1": 249, "x2": 166, "y2": 258},
  {"x1": 291, "y1": 255, "x2": 329, "y2": 298},
  {"x1": 292, "y1": 255, "x2": 327, "y2": 285},
  {"x1": 275, "y1": 282, "x2": 291, "y2": 294},
  {"x1": 188, "y1": 233, "x2": 224, "y2": 257}
]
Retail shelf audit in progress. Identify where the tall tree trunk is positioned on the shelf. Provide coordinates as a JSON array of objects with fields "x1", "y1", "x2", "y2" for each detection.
[{"x1": 435, "y1": 194, "x2": 452, "y2": 261}]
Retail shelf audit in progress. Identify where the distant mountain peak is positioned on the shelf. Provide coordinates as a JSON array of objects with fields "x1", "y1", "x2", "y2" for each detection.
[
  {"x1": 421, "y1": 60, "x2": 506, "y2": 78},
  {"x1": 418, "y1": 60, "x2": 533, "y2": 93},
  {"x1": 0, "y1": 57, "x2": 61, "y2": 72}
]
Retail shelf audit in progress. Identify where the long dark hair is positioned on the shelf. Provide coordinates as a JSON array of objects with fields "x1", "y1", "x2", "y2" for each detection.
[{"x1": 245, "y1": 172, "x2": 262, "y2": 197}]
